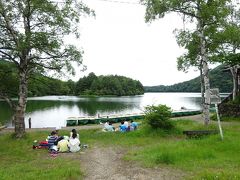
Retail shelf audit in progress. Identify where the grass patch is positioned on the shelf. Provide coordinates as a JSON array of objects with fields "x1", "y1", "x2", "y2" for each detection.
[
  {"x1": 211, "y1": 113, "x2": 240, "y2": 122},
  {"x1": 124, "y1": 120, "x2": 240, "y2": 179},
  {"x1": 155, "y1": 152, "x2": 176, "y2": 165},
  {"x1": 0, "y1": 131, "x2": 83, "y2": 180}
]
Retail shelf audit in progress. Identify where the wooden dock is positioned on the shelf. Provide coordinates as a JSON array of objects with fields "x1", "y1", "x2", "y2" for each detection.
[{"x1": 66, "y1": 110, "x2": 202, "y2": 126}]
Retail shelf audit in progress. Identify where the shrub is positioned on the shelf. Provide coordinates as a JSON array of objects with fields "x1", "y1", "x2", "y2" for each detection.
[{"x1": 144, "y1": 104, "x2": 174, "y2": 130}]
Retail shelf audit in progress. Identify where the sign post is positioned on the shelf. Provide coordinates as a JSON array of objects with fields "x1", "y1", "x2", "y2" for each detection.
[{"x1": 210, "y1": 88, "x2": 223, "y2": 140}]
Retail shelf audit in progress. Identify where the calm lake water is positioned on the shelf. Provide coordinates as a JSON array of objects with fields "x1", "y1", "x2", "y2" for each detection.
[{"x1": 0, "y1": 93, "x2": 228, "y2": 128}]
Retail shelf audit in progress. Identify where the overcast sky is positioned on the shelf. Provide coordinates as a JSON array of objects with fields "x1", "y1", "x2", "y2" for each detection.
[{"x1": 68, "y1": 0, "x2": 201, "y2": 86}]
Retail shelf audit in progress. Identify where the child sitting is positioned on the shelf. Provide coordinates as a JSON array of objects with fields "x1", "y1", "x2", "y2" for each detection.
[
  {"x1": 47, "y1": 131, "x2": 58, "y2": 148},
  {"x1": 119, "y1": 121, "x2": 127, "y2": 132},
  {"x1": 57, "y1": 136, "x2": 69, "y2": 152},
  {"x1": 68, "y1": 131, "x2": 80, "y2": 152}
]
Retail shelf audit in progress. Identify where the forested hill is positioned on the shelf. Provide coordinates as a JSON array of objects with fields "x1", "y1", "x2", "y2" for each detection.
[
  {"x1": 75, "y1": 73, "x2": 144, "y2": 96},
  {"x1": 0, "y1": 60, "x2": 144, "y2": 97},
  {"x1": 144, "y1": 65, "x2": 233, "y2": 93}
]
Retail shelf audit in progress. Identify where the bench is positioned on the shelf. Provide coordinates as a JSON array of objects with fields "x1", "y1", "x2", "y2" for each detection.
[{"x1": 183, "y1": 130, "x2": 218, "y2": 138}]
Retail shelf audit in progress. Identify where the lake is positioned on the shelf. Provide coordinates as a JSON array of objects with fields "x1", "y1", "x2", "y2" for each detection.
[{"x1": 0, "y1": 93, "x2": 229, "y2": 128}]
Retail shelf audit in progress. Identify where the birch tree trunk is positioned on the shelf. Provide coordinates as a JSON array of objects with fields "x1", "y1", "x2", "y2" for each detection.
[
  {"x1": 199, "y1": 25, "x2": 210, "y2": 125},
  {"x1": 200, "y1": 61, "x2": 205, "y2": 112},
  {"x1": 202, "y1": 59, "x2": 210, "y2": 125},
  {"x1": 14, "y1": 69, "x2": 28, "y2": 138}
]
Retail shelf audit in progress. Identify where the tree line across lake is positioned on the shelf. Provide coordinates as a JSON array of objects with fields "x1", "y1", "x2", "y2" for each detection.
[
  {"x1": 1, "y1": 60, "x2": 233, "y2": 98},
  {"x1": 144, "y1": 65, "x2": 233, "y2": 93},
  {"x1": 0, "y1": 61, "x2": 144, "y2": 97}
]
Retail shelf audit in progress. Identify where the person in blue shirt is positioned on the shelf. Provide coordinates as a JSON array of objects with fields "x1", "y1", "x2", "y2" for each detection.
[
  {"x1": 130, "y1": 120, "x2": 138, "y2": 130},
  {"x1": 119, "y1": 121, "x2": 127, "y2": 132}
]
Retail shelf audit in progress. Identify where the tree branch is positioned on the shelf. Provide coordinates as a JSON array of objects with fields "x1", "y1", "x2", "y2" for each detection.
[
  {"x1": 0, "y1": 50, "x2": 19, "y2": 65},
  {"x1": 29, "y1": 61, "x2": 62, "y2": 70},
  {"x1": 0, "y1": 2, "x2": 19, "y2": 48},
  {"x1": 174, "y1": 9, "x2": 199, "y2": 19},
  {"x1": 0, "y1": 92, "x2": 16, "y2": 110}
]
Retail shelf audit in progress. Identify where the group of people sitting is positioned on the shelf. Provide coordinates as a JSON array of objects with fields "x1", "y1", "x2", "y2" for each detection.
[
  {"x1": 33, "y1": 129, "x2": 81, "y2": 154},
  {"x1": 102, "y1": 120, "x2": 138, "y2": 132}
]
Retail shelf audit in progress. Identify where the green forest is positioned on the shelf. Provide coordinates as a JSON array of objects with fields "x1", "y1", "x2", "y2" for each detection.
[
  {"x1": 144, "y1": 65, "x2": 233, "y2": 93},
  {"x1": 0, "y1": 61, "x2": 144, "y2": 97},
  {"x1": 75, "y1": 73, "x2": 144, "y2": 96}
]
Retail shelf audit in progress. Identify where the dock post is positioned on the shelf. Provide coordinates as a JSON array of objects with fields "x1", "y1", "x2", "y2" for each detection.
[{"x1": 28, "y1": 117, "x2": 32, "y2": 129}]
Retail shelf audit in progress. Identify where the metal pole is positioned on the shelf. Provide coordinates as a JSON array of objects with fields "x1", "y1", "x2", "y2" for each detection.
[{"x1": 215, "y1": 104, "x2": 223, "y2": 140}]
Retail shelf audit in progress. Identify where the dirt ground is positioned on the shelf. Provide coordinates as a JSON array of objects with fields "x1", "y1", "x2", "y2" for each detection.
[{"x1": 78, "y1": 146, "x2": 185, "y2": 180}]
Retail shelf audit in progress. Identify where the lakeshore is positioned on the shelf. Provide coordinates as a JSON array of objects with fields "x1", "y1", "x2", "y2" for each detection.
[{"x1": 1, "y1": 93, "x2": 223, "y2": 128}]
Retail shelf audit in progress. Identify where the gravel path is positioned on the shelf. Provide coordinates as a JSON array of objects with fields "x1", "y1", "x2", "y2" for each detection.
[{"x1": 79, "y1": 146, "x2": 185, "y2": 180}]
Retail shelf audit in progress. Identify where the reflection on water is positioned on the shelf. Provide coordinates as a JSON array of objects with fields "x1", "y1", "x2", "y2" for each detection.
[{"x1": 0, "y1": 93, "x2": 228, "y2": 128}]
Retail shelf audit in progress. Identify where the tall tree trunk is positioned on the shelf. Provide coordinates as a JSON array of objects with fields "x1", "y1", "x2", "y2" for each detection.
[
  {"x1": 230, "y1": 66, "x2": 238, "y2": 101},
  {"x1": 14, "y1": 69, "x2": 28, "y2": 138},
  {"x1": 202, "y1": 60, "x2": 210, "y2": 125},
  {"x1": 199, "y1": 26, "x2": 210, "y2": 125},
  {"x1": 200, "y1": 61, "x2": 204, "y2": 112}
]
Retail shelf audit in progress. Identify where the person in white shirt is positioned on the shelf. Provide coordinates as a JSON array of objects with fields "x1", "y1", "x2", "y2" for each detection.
[
  {"x1": 70, "y1": 129, "x2": 79, "y2": 139},
  {"x1": 124, "y1": 120, "x2": 130, "y2": 131},
  {"x1": 104, "y1": 121, "x2": 109, "y2": 129},
  {"x1": 102, "y1": 121, "x2": 113, "y2": 132},
  {"x1": 68, "y1": 131, "x2": 80, "y2": 152}
]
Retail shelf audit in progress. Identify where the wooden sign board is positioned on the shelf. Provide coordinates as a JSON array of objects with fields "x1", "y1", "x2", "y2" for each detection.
[{"x1": 210, "y1": 88, "x2": 221, "y2": 104}]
